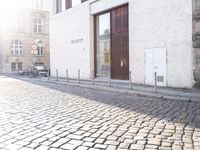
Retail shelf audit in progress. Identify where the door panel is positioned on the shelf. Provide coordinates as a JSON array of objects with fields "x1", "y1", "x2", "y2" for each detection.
[
  {"x1": 145, "y1": 48, "x2": 167, "y2": 86},
  {"x1": 154, "y1": 48, "x2": 167, "y2": 86},
  {"x1": 111, "y1": 5, "x2": 129, "y2": 80},
  {"x1": 145, "y1": 49, "x2": 154, "y2": 85}
]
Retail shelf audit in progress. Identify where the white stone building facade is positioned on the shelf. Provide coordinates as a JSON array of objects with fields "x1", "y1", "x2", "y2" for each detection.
[{"x1": 50, "y1": 0, "x2": 195, "y2": 88}]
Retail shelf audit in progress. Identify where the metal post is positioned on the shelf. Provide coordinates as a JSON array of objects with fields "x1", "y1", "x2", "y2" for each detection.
[
  {"x1": 92, "y1": 70, "x2": 94, "y2": 85},
  {"x1": 129, "y1": 71, "x2": 132, "y2": 90},
  {"x1": 78, "y1": 69, "x2": 80, "y2": 84},
  {"x1": 25, "y1": 71, "x2": 26, "y2": 77},
  {"x1": 48, "y1": 69, "x2": 50, "y2": 80},
  {"x1": 38, "y1": 70, "x2": 41, "y2": 79},
  {"x1": 56, "y1": 69, "x2": 58, "y2": 81},
  {"x1": 66, "y1": 69, "x2": 68, "y2": 82},
  {"x1": 33, "y1": 55, "x2": 36, "y2": 68},
  {"x1": 28, "y1": 68, "x2": 31, "y2": 78},
  {"x1": 108, "y1": 72, "x2": 111, "y2": 87},
  {"x1": 154, "y1": 72, "x2": 158, "y2": 93}
]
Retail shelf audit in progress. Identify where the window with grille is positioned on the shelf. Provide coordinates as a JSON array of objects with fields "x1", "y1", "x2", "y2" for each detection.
[
  {"x1": 65, "y1": 0, "x2": 72, "y2": 9},
  {"x1": 56, "y1": 0, "x2": 62, "y2": 13},
  {"x1": 11, "y1": 63, "x2": 16, "y2": 71},
  {"x1": 196, "y1": 0, "x2": 200, "y2": 10},
  {"x1": 36, "y1": 41, "x2": 44, "y2": 56},
  {"x1": 11, "y1": 40, "x2": 23, "y2": 55},
  {"x1": 11, "y1": 62, "x2": 23, "y2": 71},
  {"x1": 65, "y1": 0, "x2": 88, "y2": 10},
  {"x1": 18, "y1": 63, "x2": 23, "y2": 71},
  {"x1": 34, "y1": 18, "x2": 42, "y2": 33}
]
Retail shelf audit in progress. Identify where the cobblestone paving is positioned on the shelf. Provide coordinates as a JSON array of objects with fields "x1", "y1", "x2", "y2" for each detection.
[{"x1": 0, "y1": 76, "x2": 200, "y2": 150}]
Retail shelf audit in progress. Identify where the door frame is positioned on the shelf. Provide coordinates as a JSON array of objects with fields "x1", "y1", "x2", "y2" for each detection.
[{"x1": 93, "y1": 4, "x2": 129, "y2": 80}]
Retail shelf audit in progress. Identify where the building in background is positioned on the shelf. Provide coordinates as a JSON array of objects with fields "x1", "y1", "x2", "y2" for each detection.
[
  {"x1": 50, "y1": 0, "x2": 198, "y2": 89},
  {"x1": 0, "y1": 0, "x2": 50, "y2": 74}
]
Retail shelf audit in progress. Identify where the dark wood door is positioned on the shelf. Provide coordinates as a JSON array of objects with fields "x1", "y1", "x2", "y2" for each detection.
[{"x1": 111, "y1": 5, "x2": 129, "y2": 80}]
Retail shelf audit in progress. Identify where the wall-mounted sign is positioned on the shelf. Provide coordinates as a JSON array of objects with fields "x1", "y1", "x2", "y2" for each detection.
[
  {"x1": 31, "y1": 50, "x2": 38, "y2": 54},
  {"x1": 71, "y1": 38, "x2": 84, "y2": 44},
  {"x1": 32, "y1": 44, "x2": 37, "y2": 50}
]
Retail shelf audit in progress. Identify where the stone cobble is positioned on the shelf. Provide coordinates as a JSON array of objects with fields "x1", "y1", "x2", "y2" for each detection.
[{"x1": 0, "y1": 76, "x2": 199, "y2": 150}]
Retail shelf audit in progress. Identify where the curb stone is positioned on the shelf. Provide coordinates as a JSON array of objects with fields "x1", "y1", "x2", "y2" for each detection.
[{"x1": 24, "y1": 78, "x2": 199, "y2": 102}]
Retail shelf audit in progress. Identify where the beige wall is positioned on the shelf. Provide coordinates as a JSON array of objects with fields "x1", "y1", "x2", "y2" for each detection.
[{"x1": 0, "y1": 9, "x2": 50, "y2": 73}]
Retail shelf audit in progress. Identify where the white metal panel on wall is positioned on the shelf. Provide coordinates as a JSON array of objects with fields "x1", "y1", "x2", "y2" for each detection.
[
  {"x1": 145, "y1": 49, "x2": 154, "y2": 85},
  {"x1": 154, "y1": 48, "x2": 167, "y2": 86},
  {"x1": 145, "y1": 47, "x2": 167, "y2": 86}
]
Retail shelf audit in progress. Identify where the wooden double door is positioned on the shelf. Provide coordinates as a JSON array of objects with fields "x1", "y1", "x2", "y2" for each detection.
[{"x1": 95, "y1": 5, "x2": 129, "y2": 80}]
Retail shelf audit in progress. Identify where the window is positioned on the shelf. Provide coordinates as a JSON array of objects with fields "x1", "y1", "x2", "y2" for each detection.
[
  {"x1": 11, "y1": 63, "x2": 16, "y2": 71},
  {"x1": 36, "y1": 41, "x2": 44, "y2": 56},
  {"x1": 195, "y1": 20, "x2": 200, "y2": 33},
  {"x1": 18, "y1": 63, "x2": 23, "y2": 71},
  {"x1": 56, "y1": 0, "x2": 62, "y2": 13},
  {"x1": 37, "y1": 46, "x2": 43, "y2": 56},
  {"x1": 196, "y1": 0, "x2": 200, "y2": 10},
  {"x1": 81, "y1": 0, "x2": 88, "y2": 2},
  {"x1": 65, "y1": 0, "x2": 72, "y2": 9},
  {"x1": 35, "y1": 62, "x2": 44, "y2": 66},
  {"x1": 11, "y1": 40, "x2": 23, "y2": 55},
  {"x1": 11, "y1": 62, "x2": 23, "y2": 72},
  {"x1": 65, "y1": 0, "x2": 87, "y2": 10},
  {"x1": 34, "y1": 18, "x2": 42, "y2": 33},
  {"x1": 95, "y1": 13, "x2": 111, "y2": 78}
]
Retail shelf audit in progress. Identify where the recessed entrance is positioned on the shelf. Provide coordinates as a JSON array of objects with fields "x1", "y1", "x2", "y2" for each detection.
[{"x1": 95, "y1": 5, "x2": 129, "y2": 80}]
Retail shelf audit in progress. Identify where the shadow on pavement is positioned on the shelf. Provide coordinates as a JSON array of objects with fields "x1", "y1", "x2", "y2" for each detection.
[{"x1": 2, "y1": 74, "x2": 200, "y2": 129}]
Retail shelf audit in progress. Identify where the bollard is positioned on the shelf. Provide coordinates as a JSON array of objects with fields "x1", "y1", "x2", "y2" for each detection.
[
  {"x1": 129, "y1": 71, "x2": 132, "y2": 90},
  {"x1": 56, "y1": 69, "x2": 58, "y2": 81},
  {"x1": 48, "y1": 69, "x2": 50, "y2": 80},
  {"x1": 38, "y1": 70, "x2": 41, "y2": 79},
  {"x1": 92, "y1": 70, "x2": 94, "y2": 85},
  {"x1": 154, "y1": 72, "x2": 158, "y2": 93},
  {"x1": 28, "y1": 69, "x2": 31, "y2": 78},
  {"x1": 108, "y1": 72, "x2": 111, "y2": 87},
  {"x1": 78, "y1": 69, "x2": 80, "y2": 84},
  {"x1": 66, "y1": 69, "x2": 68, "y2": 82},
  {"x1": 25, "y1": 71, "x2": 26, "y2": 77}
]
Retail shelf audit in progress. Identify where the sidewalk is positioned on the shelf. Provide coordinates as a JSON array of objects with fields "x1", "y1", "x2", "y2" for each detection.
[{"x1": 35, "y1": 77, "x2": 200, "y2": 102}]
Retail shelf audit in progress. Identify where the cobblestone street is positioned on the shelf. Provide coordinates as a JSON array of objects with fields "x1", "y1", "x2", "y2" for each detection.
[{"x1": 0, "y1": 76, "x2": 200, "y2": 150}]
